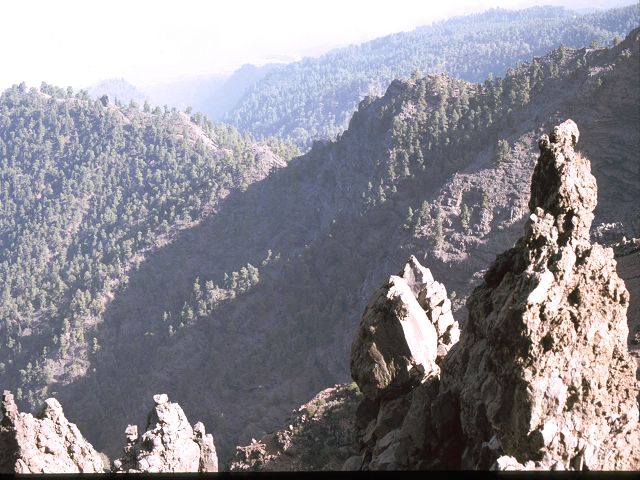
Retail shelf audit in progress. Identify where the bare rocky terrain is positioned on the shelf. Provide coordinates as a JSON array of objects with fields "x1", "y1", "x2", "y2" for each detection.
[{"x1": 0, "y1": 391, "x2": 105, "y2": 473}]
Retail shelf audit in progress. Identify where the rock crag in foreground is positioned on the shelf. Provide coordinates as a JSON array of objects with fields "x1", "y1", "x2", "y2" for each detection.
[
  {"x1": 113, "y1": 393, "x2": 218, "y2": 473},
  {"x1": 350, "y1": 120, "x2": 639, "y2": 470},
  {"x1": 0, "y1": 391, "x2": 105, "y2": 473}
]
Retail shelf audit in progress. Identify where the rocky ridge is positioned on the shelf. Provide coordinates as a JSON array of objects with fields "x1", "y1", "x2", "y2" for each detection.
[
  {"x1": 349, "y1": 120, "x2": 640, "y2": 470},
  {"x1": 0, "y1": 391, "x2": 105, "y2": 473},
  {"x1": 113, "y1": 393, "x2": 218, "y2": 473},
  {"x1": 0, "y1": 391, "x2": 217, "y2": 473}
]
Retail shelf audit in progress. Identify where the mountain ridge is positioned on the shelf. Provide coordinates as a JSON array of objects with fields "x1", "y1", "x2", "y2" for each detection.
[{"x1": 42, "y1": 30, "x2": 640, "y2": 462}]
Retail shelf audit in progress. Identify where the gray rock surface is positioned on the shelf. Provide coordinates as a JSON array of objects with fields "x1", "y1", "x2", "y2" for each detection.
[
  {"x1": 350, "y1": 120, "x2": 640, "y2": 470},
  {"x1": 442, "y1": 119, "x2": 639, "y2": 470},
  {"x1": 350, "y1": 256, "x2": 457, "y2": 401},
  {"x1": 112, "y1": 393, "x2": 218, "y2": 472},
  {"x1": 349, "y1": 255, "x2": 460, "y2": 469},
  {"x1": 0, "y1": 390, "x2": 104, "y2": 473}
]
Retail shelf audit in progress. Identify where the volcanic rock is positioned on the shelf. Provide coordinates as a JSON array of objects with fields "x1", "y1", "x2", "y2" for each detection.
[
  {"x1": 441, "y1": 119, "x2": 639, "y2": 470},
  {"x1": 0, "y1": 391, "x2": 104, "y2": 473},
  {"x1": 350, "y1": 255, "x2": 458, "y2": 401},
  {"x1": 112, "y1": 393, "x2": 218, "y2": 472},
  {"x1": 350, "y1": 120, "x2": 640, "y2": 471},
  {"x1": 349, "y1": 255, "x2": 460, "y2": 469}
]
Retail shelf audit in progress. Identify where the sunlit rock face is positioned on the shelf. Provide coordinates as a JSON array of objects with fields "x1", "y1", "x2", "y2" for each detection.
[
  {"x1": 0, "y1": 391, "x2": 104, "y2": 473},
  {"x1": 113, "y1": 393, "x2": 218, "y2": 473}
]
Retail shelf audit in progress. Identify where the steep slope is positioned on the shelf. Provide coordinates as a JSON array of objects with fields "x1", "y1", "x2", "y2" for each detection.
[
  {"x1": 47, "y1": 30, "x2": 639, "y2": 464},
  {"x1": 0, "y1": 85, "x2": 295, "y2": 413},
  {"x1": 142, "y1": 75, "x2": 229, "y2": 114},
  {"x1": 199, "y1": 64, "x2": 280, "y2": 121},
  {"x1": 226, "y1": 4, "x2": 639, "y2": 147},
  {"x1": 229, "y1": 384, "x2": 360, "y2": 471}
]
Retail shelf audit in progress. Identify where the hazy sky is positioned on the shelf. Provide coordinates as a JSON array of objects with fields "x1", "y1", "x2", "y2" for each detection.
[{"x1": 0, "y1": 0, "x2": 633, "y2": 90}]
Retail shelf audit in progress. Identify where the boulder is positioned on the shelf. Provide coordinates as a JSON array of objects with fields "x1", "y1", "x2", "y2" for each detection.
[
  {"x1": 351, "y1": 255, "x2": 456, "y2": 400},
  {"x1": 349, "y1": 255, "x2": 460, "y2": 468}
]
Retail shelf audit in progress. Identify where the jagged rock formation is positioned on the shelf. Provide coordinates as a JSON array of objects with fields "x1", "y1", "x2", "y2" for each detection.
[
  {"x1": 229, "y1": 384, "x2": 360, "y2": 471},
  {"x1": 0, "y1": 391, "x2": 104, "y2": 473},
  {"x1": 349, "y1": 257, "x2": 460, "y2": 469},
  {"x1": 112, "y1": 394, "x2": 217, "y2": 473},
  {"x1": 350, "y1": 255, "x2": 460, "y2": 403},
  {"x1": 350, "y1": 120, "x2": 640, "y2": 470}
]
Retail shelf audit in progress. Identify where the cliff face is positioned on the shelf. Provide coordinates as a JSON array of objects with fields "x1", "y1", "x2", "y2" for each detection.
[
  {"x1": 350, "y1": 120, "x2": 639, "y2": 470},
  {"x1": 0, "y1": 391, "x2": 104, "y2": 473}
]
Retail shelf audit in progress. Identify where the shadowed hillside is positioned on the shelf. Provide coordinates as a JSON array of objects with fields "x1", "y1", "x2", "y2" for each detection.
[{"x1": 49, "y1": 31, "x2": 640, "y2": 462}]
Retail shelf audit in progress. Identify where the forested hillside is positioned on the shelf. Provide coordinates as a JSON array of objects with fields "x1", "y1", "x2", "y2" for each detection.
[
  {"x1": 0, "y1": 84, "x2": 297, "y2": 410},
  {"x1": 226, "y1": 4, "x2": 639, "y2": 147},
  {"x1": 21, "y1": 29, "x2": 633, "y2": 463}
]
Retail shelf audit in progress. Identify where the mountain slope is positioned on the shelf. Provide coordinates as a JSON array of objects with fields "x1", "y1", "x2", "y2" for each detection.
[
  {"x1": 42, "y1": 30, "x2": 640, "y2": 464},
  {"x1": 0, "y1": 85, "x2": 296, "y2": 411},
  {"x1": 226, "y1": 4, "x2": 639, "y2": 147},
  {"x1": 199, "y1": 64, "x2": 280, "y2": 121}
]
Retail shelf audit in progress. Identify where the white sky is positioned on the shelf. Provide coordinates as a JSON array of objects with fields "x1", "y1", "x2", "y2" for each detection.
[{"x1": 0, "y1": 0, "x2": 632, "y2": 90}]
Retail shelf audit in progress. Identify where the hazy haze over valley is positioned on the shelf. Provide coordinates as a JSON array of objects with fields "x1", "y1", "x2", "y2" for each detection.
[
  {"x1": 0, "y1": 0, "x2": 633, "y2": 90},
  {"x1": 0, "y1": 0, "x2": 638, "y2": 473}
]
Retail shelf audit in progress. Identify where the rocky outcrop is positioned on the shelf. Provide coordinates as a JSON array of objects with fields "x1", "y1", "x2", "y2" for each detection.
[
  {"x1": 349, "y1": 256, "x2": 460, "y2": 469},
  {"x1": 350, "y1": 120, "x2": 640, "y2": 470},
  {"x1": 229, "y1": 384, "x2": 360, "y2": 471},
  {"x1": 112, "y1": 394, "x2": 217, "y2": 473},
  {"x1": 443, "y1": 119, "x2": 639, "y2": 470},
  {"x1": 0, "y1": 391, "x2": 104, "y2": 473},
  {"x1": 350, "y1": 256, "x2": 459, "y2": 402}
]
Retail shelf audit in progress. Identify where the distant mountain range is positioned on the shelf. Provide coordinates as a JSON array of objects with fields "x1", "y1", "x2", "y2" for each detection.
[
  {"x1": 86, "y1": 63, "x2": 277, "y2": 121},
  {"x1": 225, "y1": 4, "x2": 639, "y2": 147},
  {"x1": 87, "y1": 4, "x2": 638, "y2": 150}
]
